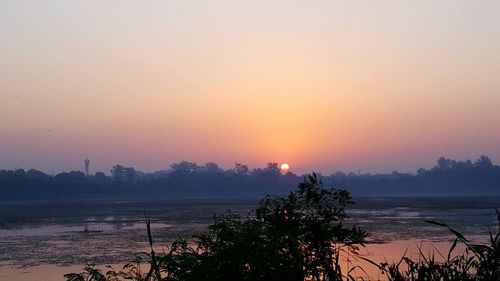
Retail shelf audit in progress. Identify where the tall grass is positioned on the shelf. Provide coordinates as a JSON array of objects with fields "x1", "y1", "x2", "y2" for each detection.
[{"x1": 361, "y1": 209, "x2": 500, "y2": 280}]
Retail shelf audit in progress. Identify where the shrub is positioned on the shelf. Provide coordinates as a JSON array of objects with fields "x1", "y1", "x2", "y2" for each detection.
[{"x1": 65, "y1": 174, "x2": 367, "y2": 281}]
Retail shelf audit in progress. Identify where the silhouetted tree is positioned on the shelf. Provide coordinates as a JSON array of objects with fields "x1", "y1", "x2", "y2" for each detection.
[
  {"x1": 26, "y1": 169, "x2": 48, "y2": 178},
  {"x1": 475, "y1": 155, "x2": 493, "y2": 169},
  {"x1": 55, "y1": 171, "x2": 86, "y2": 181},
  {"x1": 264, "y1": 162, "x2": 281, "y2": 175},
  {"x1": 233, "y1": 163, "x2": 249, "y2": 175},
  {"x1": 14, "y1": 169, "x2": 26, "y2": 177},
  {"x1": 170, "y1": 161, "x2": 199, "y2": 173},
  {"x1": 111, "y1": 165, "x2": 138, "y2": 182},
  {"x1": 94, "y1": 172, "x2": 108, "y2": 181},
  {"x1": 203, "y1": 162, "x2": 222, "y2": 173}
]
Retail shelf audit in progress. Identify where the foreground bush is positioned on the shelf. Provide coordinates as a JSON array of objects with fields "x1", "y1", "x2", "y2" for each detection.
[
  {"x1": 66, "y1": 174, "x2": 500, "y2": 280},
  {"x1": 65, "y1": 174, "x2": 367, "y2": 281}
]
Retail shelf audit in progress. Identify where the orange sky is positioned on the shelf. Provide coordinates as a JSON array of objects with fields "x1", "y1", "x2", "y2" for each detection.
[{"x1": 1, "y1": 1, "x2": 500, "y2": 174}]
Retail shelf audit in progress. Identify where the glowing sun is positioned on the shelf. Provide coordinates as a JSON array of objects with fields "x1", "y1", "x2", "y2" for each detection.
[{"x1": 280, "y1": 163, "x2": 290, "y2": 171}]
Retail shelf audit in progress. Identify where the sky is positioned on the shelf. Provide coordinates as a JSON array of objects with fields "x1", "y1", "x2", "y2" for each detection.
[{"x1": 1, "y1": 0, "x2": 500, "y2": 175}]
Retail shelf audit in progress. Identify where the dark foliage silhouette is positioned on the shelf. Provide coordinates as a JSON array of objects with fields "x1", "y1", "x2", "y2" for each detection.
[
  {"x1": 65, "y1": 174, "x2": 367, "y2": 281},
  {"x1": 63, "y1": 174, "x2": 500, "y2": 280}
]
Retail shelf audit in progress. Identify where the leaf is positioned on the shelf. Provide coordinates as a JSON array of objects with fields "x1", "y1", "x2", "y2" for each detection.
[
  {"x1": 496, "y1": 208, "x2": 500, "y2": 233},
  {"x1": 63, "y1": 273, "x2": 85, "y2": 281},
  {"x1": 448, "y1": 238, "x2": 458, "y2": 261},
  {"x1": 357, "y1": 256, "x2": 386, "y2": 271},
  {"x1": 422, "y1": 219, "x2": 447, "y2": 227},
  {"x1": 449, "y1": 228, "x2": 469, "y2": 243}
]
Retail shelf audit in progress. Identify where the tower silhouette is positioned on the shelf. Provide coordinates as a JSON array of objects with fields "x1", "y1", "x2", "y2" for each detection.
[{"x1": 84, "y1": 159, "x2": 90, "y2": 176}]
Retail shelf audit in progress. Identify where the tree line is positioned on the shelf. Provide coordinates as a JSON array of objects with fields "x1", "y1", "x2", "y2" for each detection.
[{"x1": 1, "y1": 156, "x2": 500, "y2": 200}]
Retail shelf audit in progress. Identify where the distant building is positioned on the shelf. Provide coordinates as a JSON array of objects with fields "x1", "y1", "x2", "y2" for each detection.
[{"x1": 84, "y1": 159, "x2": 90, "y2": 176}]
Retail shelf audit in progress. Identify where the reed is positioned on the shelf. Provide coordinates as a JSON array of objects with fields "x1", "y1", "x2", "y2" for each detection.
[{"x1": 361, "y1": 209, "x2": 500, "y2": 280}]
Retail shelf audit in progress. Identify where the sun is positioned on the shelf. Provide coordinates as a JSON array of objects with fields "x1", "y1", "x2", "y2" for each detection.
[{"x1": 280, "y1": 163, "x2": 290, "y2": 171}]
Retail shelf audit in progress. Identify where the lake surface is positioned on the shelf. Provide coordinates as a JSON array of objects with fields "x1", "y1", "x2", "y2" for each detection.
[{"x1": 1, "y1": 196, "x2": 499, "y2": 280}]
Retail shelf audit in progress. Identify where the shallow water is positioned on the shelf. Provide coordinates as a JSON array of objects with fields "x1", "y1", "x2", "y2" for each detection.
[{"x1": 0, "y1": 196, "x2": 498, "y2": 280}]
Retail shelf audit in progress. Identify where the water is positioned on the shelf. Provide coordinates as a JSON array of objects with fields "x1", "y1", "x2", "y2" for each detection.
[{"x1": 0, "y1": 196, "x2": 499, "y2": 280}]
